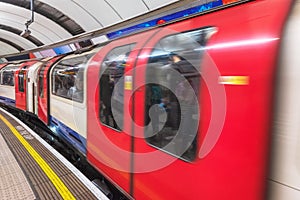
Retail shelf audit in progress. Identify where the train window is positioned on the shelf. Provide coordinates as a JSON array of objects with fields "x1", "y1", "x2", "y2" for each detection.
[
  {"x1": 145, "y1": 27, "x2": 215, "y2": 162},
  {"x1": 99, "y1": 43, "x2": 135, "y2": 131},
  {"x1": 38, "y1": 64, "x2": 46, "y2": 98},
  {"x1": 0, "y1": 65, "x2": 18, "y2": 86},
  {"x1": 18, "y1": 68, "x2": 26, "y2": 92},
  {"x1": 51, "y1": 53, "x2": 94, "y2": 103}
]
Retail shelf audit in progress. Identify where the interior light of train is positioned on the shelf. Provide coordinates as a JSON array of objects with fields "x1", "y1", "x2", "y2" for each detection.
[{"x1": 106, "y1": 0, "x2": 242, "y2": 39}]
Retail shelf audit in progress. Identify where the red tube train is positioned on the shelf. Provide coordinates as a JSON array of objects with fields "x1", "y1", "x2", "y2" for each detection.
[{"x1": 0, "y1": 0, "x2": 299, "y2": 199}]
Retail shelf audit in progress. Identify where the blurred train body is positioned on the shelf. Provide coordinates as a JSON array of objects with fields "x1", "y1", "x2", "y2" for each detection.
[{"x1": 0, "y1": 0, "x2": 299, "y2": 199}]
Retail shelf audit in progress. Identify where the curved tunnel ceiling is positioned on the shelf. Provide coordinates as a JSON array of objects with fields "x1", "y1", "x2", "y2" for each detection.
[
  {"x1": 0, "y1": 0, "x2": 179, "y2": 57},
  {"x1": 0, "y1": 38, "x2": 24, "y2": 51},
  {"x1": 0, "y1": 0, "x2": 85, "y2": 35},
  {"x1": 0, "y1": 24, "x2": 43, "y2": 46}
]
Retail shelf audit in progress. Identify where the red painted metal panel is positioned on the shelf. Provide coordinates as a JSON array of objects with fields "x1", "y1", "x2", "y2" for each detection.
[
  {"x1": 15, "y1": 60, "x2": 37, "y2": 111},
  {"x1": 131, "y1": 0, "x2": 293, "y2": 200},
  {"x1": 37, "y1": 56, "x2": 62, "y2": 124},
  {"x1": 86, "y1": 29, "x2": 158, "y2": 195}
]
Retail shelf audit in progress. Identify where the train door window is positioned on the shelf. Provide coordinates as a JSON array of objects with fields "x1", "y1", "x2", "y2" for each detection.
[
  {"x1": 0, "y1": 65, "x2": 18, "y2": 86},
  {"x1": 99, "y1": 43, "x2": 135, "y2": 131},
  {"x1": 51, "y1": 53, "x2": 94, "y2": 103},
  {"x1": 145, "y1": 27, "x2": 215, "y2": 162},
  {"x1": 38, "y1": 64, "x2": 47, "y2": 98},
  {"x1": 18, "y1": 67, "x2": 27, "y2": 92}
]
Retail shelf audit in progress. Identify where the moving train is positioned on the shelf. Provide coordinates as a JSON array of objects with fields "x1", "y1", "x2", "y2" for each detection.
[{"x1": 0, "y1": 0, "x2": 299, "y2": 199}]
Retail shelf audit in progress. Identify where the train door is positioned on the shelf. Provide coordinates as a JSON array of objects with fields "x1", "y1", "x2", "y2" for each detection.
[
  {"x1": 87, "y1": 29, "x2": 158, "y2": 196},
  {"x1": 130, "y1": 1, "x2": 293, "y2": 199},
  {"x1": 15, "y1": 61, "x2": 37, "y2": 111},
  {"x1": 37, "y1": 56, "x2": 62, "y2": 124},
  {"x1": 130, "y1": 25, "x2": 215, "y2": 199},
  {"x1": 27, "y1": 60, "x2": 44, "y2": 114}
]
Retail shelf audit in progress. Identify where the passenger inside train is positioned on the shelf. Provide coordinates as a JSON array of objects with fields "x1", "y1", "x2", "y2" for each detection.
[
  {"x1": 52, "y1": 55, "x2": 92, "y2": 103},
  {"x1": 99, "y1": 45, "x2": 133, "y2": 130},
  {"x1": 145, "y1": 29, "x2": 204, "y2": 161},
  {"x1": 56, "y1": 77, "x2": 69, "y2": 96},
  {"x1": 4, "y1": 75, "x2": 14, "y2": 86},
  {"x1": 67, "y1": 71, "x2": 84, "y2": 102},
  {"x1": 1, "y1": 71, "x2": 14, "y2": 86}
]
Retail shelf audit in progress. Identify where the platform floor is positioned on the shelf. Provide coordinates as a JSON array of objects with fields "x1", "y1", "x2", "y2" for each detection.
[{"x1": 0, "y1": 108, "x2": 108, "y2": 200}]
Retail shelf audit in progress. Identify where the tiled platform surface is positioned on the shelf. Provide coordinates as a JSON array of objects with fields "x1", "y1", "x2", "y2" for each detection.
[{"x1": 0, "y1": 133, "x2": 36, "y2": 200}]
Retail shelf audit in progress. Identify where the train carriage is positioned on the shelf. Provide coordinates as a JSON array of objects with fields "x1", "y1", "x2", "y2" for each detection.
[
  {"x1": 86, "y1": 0, "x2": 293, "y2": 199},
  {"x1": 1, "y1": 0, "x2": 300, "y2": 199}
]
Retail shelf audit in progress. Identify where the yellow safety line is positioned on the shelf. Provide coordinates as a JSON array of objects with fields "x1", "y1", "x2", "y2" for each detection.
[{"x1": 0, "y1": 114, "x2": 76, "y2": 200}]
